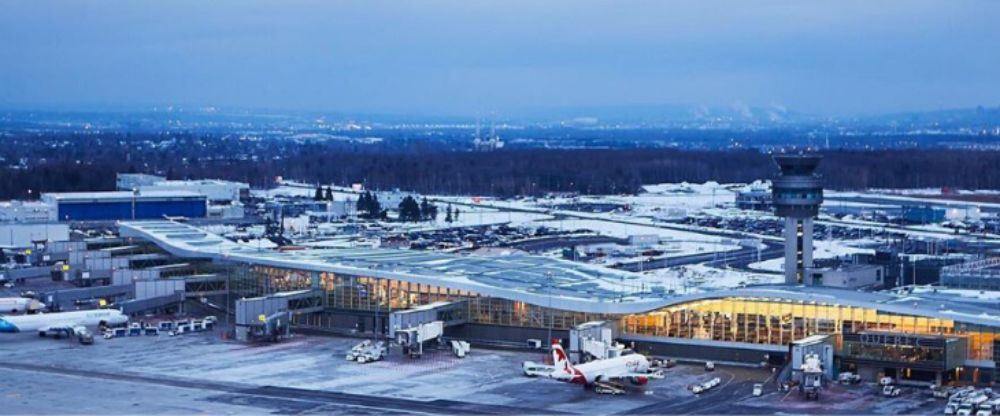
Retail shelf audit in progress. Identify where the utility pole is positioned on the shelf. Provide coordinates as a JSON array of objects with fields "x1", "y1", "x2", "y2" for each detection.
[
  {"x1": 547, "y1": 272, "x2": 554, "y2": 351},
  {"x1": 131, "y1": 188, "x2": 138, "y2": 220}
]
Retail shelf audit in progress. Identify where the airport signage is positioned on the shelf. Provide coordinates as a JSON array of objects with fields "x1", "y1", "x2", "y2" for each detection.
[
  {"x1": 859, "y1": 333, "x2": 924, "y2": 347},
  {"x1": 844, "y1": 332, "x2": 947, "y2": 348}
]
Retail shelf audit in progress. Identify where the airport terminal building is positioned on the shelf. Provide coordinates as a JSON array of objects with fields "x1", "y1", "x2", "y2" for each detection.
[{"x1": 120, "y1": 221, "x2": 1000, "y2": 385}]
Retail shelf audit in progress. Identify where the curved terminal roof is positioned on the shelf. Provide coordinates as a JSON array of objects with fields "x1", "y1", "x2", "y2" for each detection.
[
  {"x1": 120, "y1": 221, "x2": 1000, "y2": 326},
  {"x1": 120, "y1": 221, "x2": 667, "y2": 314}
]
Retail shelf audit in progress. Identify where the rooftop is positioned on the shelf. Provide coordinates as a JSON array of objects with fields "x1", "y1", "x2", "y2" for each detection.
[
  {"x1": 119, "y1": 221, "x2": 663, "y2": 314},
  {"x1": 43, "y1": 191, "x2": 206, "y2": 201},
  {"x1": 119, "y1": 220, "x2": 1000, "y2": 324}
]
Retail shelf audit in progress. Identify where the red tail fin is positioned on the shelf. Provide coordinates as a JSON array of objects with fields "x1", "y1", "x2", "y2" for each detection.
[{"x1": 551, "y1": 342, "x2": 572, "y2": 371}]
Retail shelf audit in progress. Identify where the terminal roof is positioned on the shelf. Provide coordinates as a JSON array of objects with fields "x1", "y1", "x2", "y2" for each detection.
[{"x1": 120, "y1": 221, "x2": 1000, "y2": 324}]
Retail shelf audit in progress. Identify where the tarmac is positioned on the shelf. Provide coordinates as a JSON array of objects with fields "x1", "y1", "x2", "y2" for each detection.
[{"x1": 0, "y1": 327, "x2": 948, "y2": 414}]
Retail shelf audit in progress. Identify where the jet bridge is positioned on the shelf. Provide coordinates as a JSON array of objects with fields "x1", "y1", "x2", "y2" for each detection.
[
  {"x1": 569, "y1": 320, "x2": 623, "y2": 363},
  {"x1": 234, "y1": 289, "x2": 324, "y2": 341},
  {"x1": 388, "y1": 300, "x2": 467, "y2": 339}
]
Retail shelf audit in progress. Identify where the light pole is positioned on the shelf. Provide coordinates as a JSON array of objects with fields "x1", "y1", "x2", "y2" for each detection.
[
  {"x1": 547, "y1": 272, "x2": 554, "y2": 350},
  {"x1": 131, "y1": 188, "x2": 138, "y2": 220}
]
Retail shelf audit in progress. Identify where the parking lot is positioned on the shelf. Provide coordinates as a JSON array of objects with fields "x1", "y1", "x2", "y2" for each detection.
[{"x1": 0, "y1": 330, "x2": 949, "y2": 414}]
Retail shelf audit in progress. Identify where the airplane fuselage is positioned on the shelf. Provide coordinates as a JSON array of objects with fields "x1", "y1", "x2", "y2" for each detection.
[
  {"x1": 0, "y1": 309, "x2": 128, "y2": 333},
  {"x1": 566, "y1": 354, "x2": 651, "y2": 385},
  {"x1": 0, "y1": 297, "x2": 45, "y2": 314}
]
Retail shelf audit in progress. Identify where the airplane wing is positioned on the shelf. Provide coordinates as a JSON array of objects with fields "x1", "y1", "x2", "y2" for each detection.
[
  {"x1": 39, "y1": 322, "x2": 86, "y2": 335},
  {"x1": 594, "y1": 369, "x2": 665, "y2": 381}
]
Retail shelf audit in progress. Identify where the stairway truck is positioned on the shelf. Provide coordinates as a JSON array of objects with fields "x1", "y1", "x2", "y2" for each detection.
[{"x1": 397, "y1": 321, "x2": 444, "y2": 358}]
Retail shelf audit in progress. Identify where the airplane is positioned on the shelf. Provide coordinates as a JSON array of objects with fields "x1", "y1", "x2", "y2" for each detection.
[
  {"x1": 547, "y1": 342, "x2": 663, "y2": 388},
  {"x1": 0, "y1": 297, "x2": 46, "y2": 314},
  {"x1": 0, "y1": 308, "x2": 128, "y2": 343}
]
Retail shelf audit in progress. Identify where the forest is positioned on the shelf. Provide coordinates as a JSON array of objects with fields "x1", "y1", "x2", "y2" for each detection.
[{"x1": 1, "y1": 132, "x2": 997, "y2": 199}]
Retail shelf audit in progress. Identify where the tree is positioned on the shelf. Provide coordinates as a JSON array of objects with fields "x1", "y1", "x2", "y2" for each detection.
[
  {"x1": 356, "y1": 192, "x2": 369, "y2": 215},
  {"x1": 369, "y1": 194, "x2": 382, "y2": 219},
  {"x1": 398, "y1": 196, "x2": 421, "y2": 222},
  {"x1": 324, "y1": 187, "x2": 333, "y2": 201},
  {"x1": 419, "y1": 197, "x2": 437, "y2": 221},
  {"x1": 453, "y1": 208, "x2": 460, "y2": 221},
  {"x1": 356, "y1": 191, "x2": 382, "y2": 220},
  {"x1": 314, "y1": 185, "x2": 324, "y2": 201},
  {"x1": 445, "y1": 205, "x2": 453, "y2": 223}
]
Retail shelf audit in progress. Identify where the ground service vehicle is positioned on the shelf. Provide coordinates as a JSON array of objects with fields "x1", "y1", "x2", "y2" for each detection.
[
  {"x1": 838, "y1": 372, "x2": 861, "y2": 384},
  {"x1": 522, "y1": 361, "x2": 556, "y2": 377},
  {"x1": 883, "y1": 385, "x2": 902, "y2": 397}
]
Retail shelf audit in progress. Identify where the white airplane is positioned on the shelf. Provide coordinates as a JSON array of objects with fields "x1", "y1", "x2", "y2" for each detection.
[
  {"x1": 0, "y1": 308, "x2": 128, "y2": 341},
  {"x1": 547, "y1": 342, "x2": 663, "y2": 387},
  {"x1": 0, "y1": 297, "x2": 46, "y2": 314}
]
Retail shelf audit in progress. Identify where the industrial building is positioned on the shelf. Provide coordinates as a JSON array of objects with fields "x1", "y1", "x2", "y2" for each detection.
[
  {"x1": 803, "y1": 264, "x2": 884, "y2": 289},
  {"x1": 41, "y1": 191, "x2": 208, "y2": 221},
  {"x1": 0, "y1": 200, "x2": 53, "y2": 223},
  {"x1": 940, "y1": 258, "x2": 1000, "y2": 290},
  {"x1": 735, "y1": 186, "x2": 773, "y2": 211},
  {"x1": 120, "y1": 220, "x2": 1000, "y2": 385},
  {"x1": 116, "y1": 173, "x2": 249, "y2": 204},
  {"x1": 902, "y1": 205, "x2": 947, "y2": 224},
  {"x1": 0, "y1": 223, "x2": 70, "y2": 248}
]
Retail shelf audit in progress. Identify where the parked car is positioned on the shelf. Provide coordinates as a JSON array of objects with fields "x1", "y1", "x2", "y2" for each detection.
[
  {"x1": 838, "y1": 372, "x2": 862, "y2": 384},
  {"x1": 879, "y1": 377, "x2": 894, "y2": 386},
  {"x1": 704, "y1": 361, "x2": 715, "y2": 371},
  {"x1": 752, "y1": 383, "x2": 764, "y2": 397},
  {"x1": 883, "y1": 385, "x2": 902, "y2": 397}
]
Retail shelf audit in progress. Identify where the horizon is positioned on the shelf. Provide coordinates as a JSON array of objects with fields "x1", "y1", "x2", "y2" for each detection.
[{"x1": 2, "y1": 1, "x2": 999, "y2": 118}]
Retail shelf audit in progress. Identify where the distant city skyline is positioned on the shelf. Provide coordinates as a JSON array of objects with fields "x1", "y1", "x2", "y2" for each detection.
[{"x1": 1, "y1": 1, "x2": 998, "y2": 117}]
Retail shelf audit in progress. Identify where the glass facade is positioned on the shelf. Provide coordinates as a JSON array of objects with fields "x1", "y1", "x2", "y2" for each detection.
[
  {"x1": 843, "y1": 342, "x2": 945, "y2": 368},
  {"x1": 248, "y1": 266, "x2": 609, "y2": 330},
  {"x1": 622, "y1": 297, "x2": 1000, "y2": 361},
  {"x1": 243, "y1": 265, "x2": 1000, "y2": 362}
]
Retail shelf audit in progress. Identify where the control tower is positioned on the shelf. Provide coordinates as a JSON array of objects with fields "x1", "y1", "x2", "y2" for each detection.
[{"x1": 772, "y1": 154, "x2": 823, "y2": 284}]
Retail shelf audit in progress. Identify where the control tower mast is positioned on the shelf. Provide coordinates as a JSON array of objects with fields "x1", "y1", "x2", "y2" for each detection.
[{"x1": 772, "y1": 154, "x2": 824, "y2": 284}]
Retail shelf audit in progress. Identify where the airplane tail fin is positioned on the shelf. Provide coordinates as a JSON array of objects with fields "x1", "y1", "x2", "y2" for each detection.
[{"x1": 551, "y1": 341, "x2": 572, "y2": 371}]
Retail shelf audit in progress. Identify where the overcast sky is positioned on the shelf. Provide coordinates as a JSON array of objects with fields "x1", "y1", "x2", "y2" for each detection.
[{"x1": 1, "y1": 1, "x2": 997, "y2": 116}]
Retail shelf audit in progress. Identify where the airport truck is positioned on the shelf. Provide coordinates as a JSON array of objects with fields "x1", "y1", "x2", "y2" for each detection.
[{"x1": 450, "y1": 340, "x2": 471, "y2": 358}]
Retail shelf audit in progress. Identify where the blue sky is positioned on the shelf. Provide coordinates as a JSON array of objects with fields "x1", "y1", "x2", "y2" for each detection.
[{"x1": 1, "y1": 1, "x2": 997, "y2": 116}]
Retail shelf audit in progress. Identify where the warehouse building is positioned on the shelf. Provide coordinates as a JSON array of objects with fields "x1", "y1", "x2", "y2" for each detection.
[
  {"x1": 116, "y1": 173, "x2": 249, "y2": 203},
  {"x1": 121, "y1": 220, "x2": 1000, "y2": 385},
  {"x1": 42, "y1": 191, "x2": 207, "y2": 221}
]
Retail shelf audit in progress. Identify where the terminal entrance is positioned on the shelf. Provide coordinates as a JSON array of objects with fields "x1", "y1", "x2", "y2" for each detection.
[{"x1": 840, "y1": 332, "x2": 968, "y2": 386}]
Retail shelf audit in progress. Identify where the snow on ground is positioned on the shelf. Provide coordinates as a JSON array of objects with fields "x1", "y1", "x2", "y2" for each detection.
[
  {"x1": 910, "y1": 286, "x2": 1000, "y2": 302},
  {"x1": 532, "y1": 218, "x2": 740, "y2": 255},
  {"x1": 748, "y1": 239, "x2": 875, "y2": 273},
  {"x1": 429, "y1": 205, "x2": 552, "y2": 229}
]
